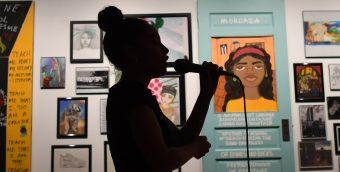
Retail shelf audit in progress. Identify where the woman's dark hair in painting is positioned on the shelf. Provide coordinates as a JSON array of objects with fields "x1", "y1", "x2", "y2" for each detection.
[
  {"x1": 222, "y1": 45, "x2": 274, "y2": 111},
  {"x1": 97, "y1": 6, "x2": 151, "y2": 70}
]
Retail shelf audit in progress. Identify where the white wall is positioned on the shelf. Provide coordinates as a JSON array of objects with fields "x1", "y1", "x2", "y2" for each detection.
[
  {"x1": 285, "y1": 0, "x2": 340, "y2": 172},
  {"x1": 31, "y1": 0, "x2": 200, "y2": 172},
  {"x1": 30, "y1": 0, "x2": 340, "y2": 172}
]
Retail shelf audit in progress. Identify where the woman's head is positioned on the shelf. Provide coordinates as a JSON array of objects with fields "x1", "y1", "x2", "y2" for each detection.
[
  {"x1": 222, "y1": 45, "x2": 274, "y2": 110},
  {"x1": 98, "y1": 6, "x2": 169, "y2": 77}
]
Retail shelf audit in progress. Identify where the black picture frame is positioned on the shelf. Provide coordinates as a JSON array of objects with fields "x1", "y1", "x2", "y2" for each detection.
[
  {"x1": 333, "y1": 123, "x2": 340, "y2": 155},
  {"x1": 302, "y1": 11, "x2": 340, "y2": 58},
  {"x1": 327, "y1": 96, "x2": 340, "y2": 119},
  {"x1": 293, "y1": 63, "x2": 325, "y2": 102},
  {"x1": 298, "y1": 105, "x2": 326, "y2": 140},
  {"x1": 147, "y1": 72, "x2": 186, "y2": 127},
  {"x1": 298, "y1": 141, "x2": 333, "y2": 170},
  {"x1": 51, "y1": 144, "x2": 91, "y2": 172},
  {"x1": 125, "y1": 13, "x2": 192, "y2": 67},
  {"x1": 104, "y1": 141, "x2": 114, "y2": 172},
  {"x1": 70, "y1": 21, "x2": 103, "y2": 63},
  {"x1": 75, "y1": 67, "x2": 109, "y2": 94},
  {"x1": 57, "y1": 97, "x2": 88, "y2": 139}
]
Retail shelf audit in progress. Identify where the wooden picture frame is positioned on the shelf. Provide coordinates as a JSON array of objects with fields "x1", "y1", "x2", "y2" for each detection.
[
  {"x1": 125, "y1": 13, "x2": 192, "y2": 66},
  {"x1": 57, "y1": 97, "x2": 88, "y2": 138},
  {"x1": 303, "y1": 11, "x2": 340, "y2": 58},
  {"x1": 293, "y1": 63, "x2": 325, "y2": 102},
  {"x1": 51, "y1": 145, "x2": 91, "y2": 172},
  {"x1": 70, "y1": 21, "x2": 103, "y2": 63},
  {"x1": 147, "y1": 72, "x2": 186, "y2": 126},
  {"x1": 40, "y1": 57, "x2": 66, "y2": 89},
  {"x1": 75, "y1": 67, "x2": 109, "y2": 94}
]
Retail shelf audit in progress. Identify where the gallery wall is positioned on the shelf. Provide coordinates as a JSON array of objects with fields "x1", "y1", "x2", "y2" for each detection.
[{"x1": 23, "y1": 0, "x2": 340, "y2": 171}]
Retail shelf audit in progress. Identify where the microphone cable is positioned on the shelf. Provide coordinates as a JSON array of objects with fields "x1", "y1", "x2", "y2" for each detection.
[{"x1": 232, "y1": 75, "x2": 250, "y2": 172}]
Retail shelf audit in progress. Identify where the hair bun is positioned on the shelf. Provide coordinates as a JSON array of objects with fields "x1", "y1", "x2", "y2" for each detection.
[{"x1": 98, "y1": 6, "x2": 123, "y2": 32}]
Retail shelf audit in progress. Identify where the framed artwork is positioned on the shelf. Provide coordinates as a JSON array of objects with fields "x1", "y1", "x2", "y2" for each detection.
[
  {"x1": 76, "y1": 67, "x2": 109, "y2": 94},
  {"x1": 104, "y1": 141, "x2": 115, "y2": 172},
  {"x1": 298, "y1": 141, "x2": 333, "y2": 171},
  {"x1": 293, "y1": 63, "x2": 325, "y2": 102},
  {"x1": 40, "y1": 57, "x2": 65, "y2": 89},
  {"x1": 299, "y1": 105, "x2": 326, "y2": 140},
  {"x1": 100, "y1": 98, "x2": 107, "y2": 134},
  {"x1": 57, "y1": 97, "x2": 88, "y2": 138},
  {"x1": 333, "y1": 123, "x2": 340, "y2": 155},
  {"x1": 329, "y1": 64, "x2": 340, "y2": 90},
  {"x1": 303, "y1": 11, "x2": 340, "y2": 58},
  {"x1": 147, "y1": 72, "x2": 186, "y2": 126},
  {"x1": 125, "y1": 13, "x2": 192, "y2": 66},
  {"x1": 70, "y1": 21, "x2": 103, "y2": 63},
  {"x1": 211, "y1": 36, "x2": 278, "y2": 112},
  {"x1": 327, "y1": 96, "x2": 340, "y2": 119},
  {"x1": 51, "y1": 145, "x2": 91, "y2": 172}
]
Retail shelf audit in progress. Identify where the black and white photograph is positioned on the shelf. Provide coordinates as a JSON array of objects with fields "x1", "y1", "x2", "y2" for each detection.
[
  {"x1": 299, "y1": 105, "x2": 326, "y2": 140},
  {"x1": 327, "y1": 96, "x2": 340, "y2": 119},
  {"x1": 299, "y1": 141, "x2": 333, "y2": 171},
  {"x1": 70, "y1": 21, "x2": 103, "y2": 63},
  {"x1": 76, "y1": 67, "x2": 109, "y2": 94},
  {"x1": 329, "y1": 64, "x2": 340, "y2": 90},
  {"x1": 51, "y1": 145, "x2": 91, "y2": 172}
]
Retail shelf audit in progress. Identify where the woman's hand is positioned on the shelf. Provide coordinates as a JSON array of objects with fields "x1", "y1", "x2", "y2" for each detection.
[
  {"x1": 192, "y1": 136, "x2": 211, "y2": 159},
  {"x1": 199, "y1": 61, "x2": 222, "y2": 97}
]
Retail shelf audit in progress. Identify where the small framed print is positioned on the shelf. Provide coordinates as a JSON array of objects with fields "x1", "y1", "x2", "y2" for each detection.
[
  {"x1": 57, "y1": 97, "x2": 88, "y2": 138},
  {"x1": 333, "y1": 123, "x2": 340, "y2": 155},
  {"x1": 70, "y1": 21, "x2": 103, "y2": 63},
  {"x1": 104, "y1": 141, "x2": 115, "y2": 172},
  {"x1": 329, "y1": 64, "x2": 340, "y2": 90},
  {"x1": 51, "y1": 145, "x2": 91, "y2": 172},
  {"x1": 298, "y1": 141, "x2": 333, "y2": 171},
  {"x1": 303, "y1": 11, "x2": 340, "y2": 58},
  {"x1": 147, "y1": 72, "x2": 186, "y2": 126},
  {"x1": 327, "y1": 96, "x2": 340, "y2": 119},
  {"x1": 299, "y1": 105, "x2": 326, "y2": 140},
  {"x1": 76, "y1": 67, "x2": 109, "y2": 94},
  {"x1": 40, "y1": 57, "x2": 65, "y2": 89},
  {"x1": 125, "y1": 13, "x2": 192, "y2": 66},
  {"x1": 100, "y1": 98, "x2": 107, "y2": 134},
  {"x1": 293, "y1": 63, "x2": 325, "y2": 102}
]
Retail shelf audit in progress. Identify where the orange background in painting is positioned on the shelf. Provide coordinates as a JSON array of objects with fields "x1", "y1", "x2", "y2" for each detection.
[{"x1": 211, "y1": 36, "x2": 277, "y2": 112}]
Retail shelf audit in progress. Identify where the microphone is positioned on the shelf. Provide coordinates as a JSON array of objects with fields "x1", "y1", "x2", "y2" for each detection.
[{"x1": 174, "y1": 59, "x2": 236, "y2": 77}]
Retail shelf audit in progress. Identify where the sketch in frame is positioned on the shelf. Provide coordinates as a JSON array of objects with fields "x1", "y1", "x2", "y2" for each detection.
[
  {"x1": 76, "y1": 67, "x2": 109, "y2": 94},
  {"x1": 293, "y1": 63, "x2": 325, "y2": 102},
  {"x1": 327, "y1": 96, "x2": 340, "y2": 119},
  {"x1": 299, "y1": 141, "x2": 333, "y2": 171},
  {"x1": 147, "y1": 73, "x2": 186, "y2": 126},
  {"x1": 125, "y1": 13, "x2": 192, "y2": 66},
  {"x1": 333, "y1": 123, "x2": 340, "y2": 155},
  {"x1": 100, "y1": 98, "x2": 107, "y2": 135},
  {"x1": 299, "y1": 105, "x2": 326, "y2": 140},
  {"x1": 51, "y1": 144, "x2": 91, "y2": 172},
  {"x1": 40, "y1": 57, "x2": 65, "y2": 89},
  {"x1": 57, "y1": 97, "x2": 88, "y2": 138},
  {"x1": 303, "y1": 11, "x2": 340, "y2": 58},
  {"x1": 70, "y1": 21, "x2": 103, "y2": 63},
  {"x1": 329, "y1": 64, "x2": 340, "y2": 90}
]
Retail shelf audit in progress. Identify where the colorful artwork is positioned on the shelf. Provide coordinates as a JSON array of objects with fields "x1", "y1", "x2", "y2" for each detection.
[
  {"x1": 304, "y1": 21, "x2": 340, "y2": 45},
  {"x1": 40, "y1": 57, "x2": 65, "y2": 89},
  {"x1": 212, "y1": 36, "x2": 277, "y2": 112},
  {"x1": 293, "y1": 63, "x2": 324, "y2": 102}
]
